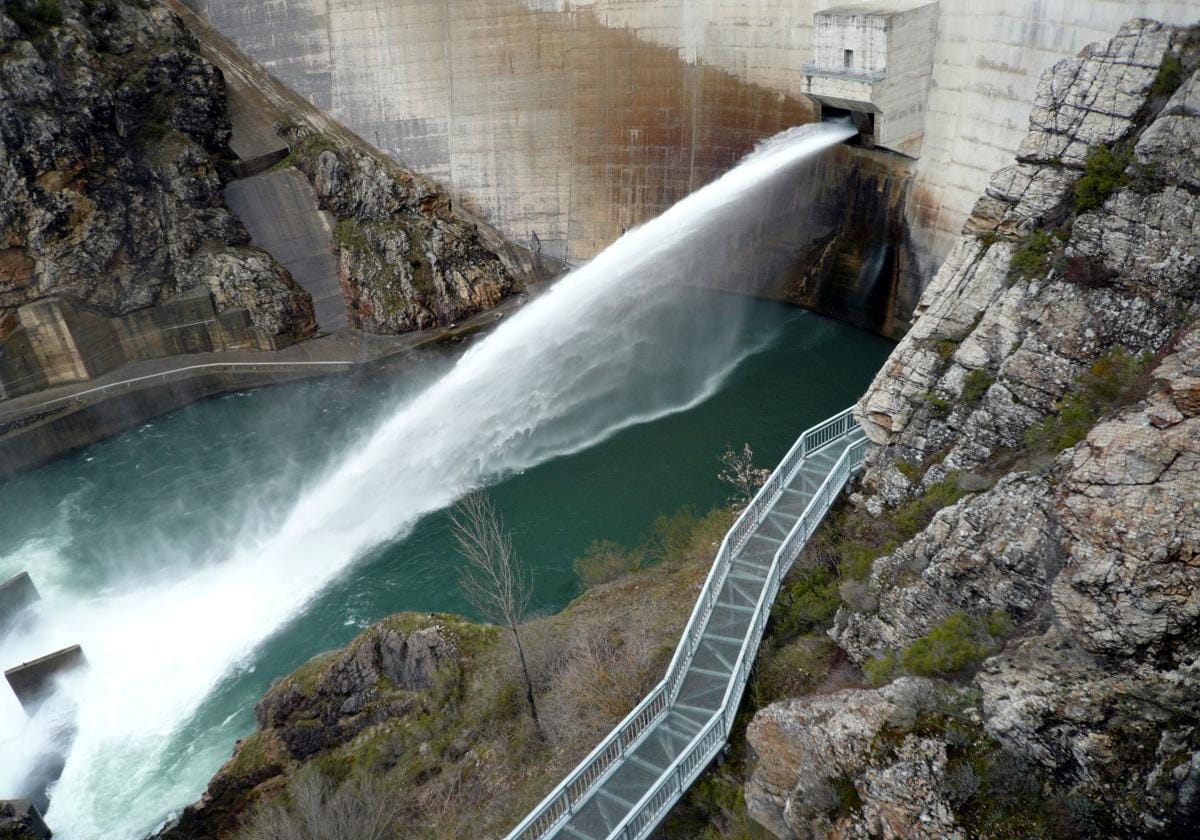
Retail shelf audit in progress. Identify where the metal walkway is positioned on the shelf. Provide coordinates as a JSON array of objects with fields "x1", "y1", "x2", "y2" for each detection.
[{"x1": 508, "y1": 408, "x2": 869, "y2": 840}]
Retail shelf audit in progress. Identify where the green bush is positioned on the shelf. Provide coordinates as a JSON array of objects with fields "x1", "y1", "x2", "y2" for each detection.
[
  {"x1": 922, "y1": 391, "x2": 950, "y2": 417},
  {"x1": 772, "y1": 565, "x2": 841, "y2": 639},
  {"x1": 960, "y1": 369, "x2": 994, "y2": 406},
  {"x1": 1007, "y1": 229, "x2": 1057, "y2": 281},
  {"x1": 935, "y1": 338, "x2": 959, "y2": 361},
  {"x1": 1073, "y1": 145, "x2": 1130, "y2": 213},
  {"x1": 891, "y1": 474, "x2": 965, "y2": 539},
  {"x1": 573, "y1": 539, "x2": 643, "y2": 587},
  {"x1": 643, "y1": 506, "x2": 733, "y2": 567},
  {"x1": 864, "y1": 651, "x2": 898, "y2": 686},
  {"x1": 867, "y1": 610, "x2": 1011, "y2": 684},
  {"x1": 894, "y1": 460, "x2": 922, "y2": 483},
  {"x1": 1150, "y1": 52, "x2": 1185, "y2": 98},
  {"x1": 899, "y1": 612, "x2": 992, "y2": 677},
  {"x1": 1024, "y1": 346, "x2": 1152, "y2": 452}
]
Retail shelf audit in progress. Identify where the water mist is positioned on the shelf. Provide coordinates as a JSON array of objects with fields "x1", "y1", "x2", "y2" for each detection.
[{"x1": 0, "y1": 121, "x2": 855, "y2": 838}]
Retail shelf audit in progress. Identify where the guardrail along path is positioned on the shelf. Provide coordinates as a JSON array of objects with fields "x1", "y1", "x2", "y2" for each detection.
[{"x1": 510, "y1": 408, "x2": 868, "y2": 840}]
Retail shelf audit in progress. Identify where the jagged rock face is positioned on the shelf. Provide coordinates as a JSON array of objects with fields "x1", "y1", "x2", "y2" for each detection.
[
  {"x1": 748, "y1": 20, "x2": 1200, "y2": 840},
  {"x1": 833, "y1": 474, "x2": 1063, "y2": 664},
  {"x1": 0, "y1": 0, "x2": 314, "y2": 340},
  {"x1": 853, "y1": 21, "x2": 1198, "y2": 493},
  {"x1": 158, "y1": 617, "x2": 458, "y2": 839},
  {"x1": 746, "y1": 678, "x2": 967, "y2": 840},
  {"x1": 287, "y1": 131, "x2": 516, "y2": 334}
]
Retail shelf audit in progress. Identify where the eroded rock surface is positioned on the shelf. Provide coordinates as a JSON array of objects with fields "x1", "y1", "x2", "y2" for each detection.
[
  {"x1": 0, "y1": 0, "x2": 314, "y2": 342},
  {"x1": 282, "y1": 127, "x2": 517, "y2": 334}
]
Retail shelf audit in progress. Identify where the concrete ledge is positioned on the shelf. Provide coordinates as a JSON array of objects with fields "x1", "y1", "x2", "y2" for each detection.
[
  {"x1": 0, "y1": 573, "x2": 39, "y2": 636},
  {"x1": 5, "y1": 646, "x2": 85, "y2": 715}
]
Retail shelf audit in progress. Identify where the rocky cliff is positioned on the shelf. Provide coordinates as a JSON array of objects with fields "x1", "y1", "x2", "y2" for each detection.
[
  {"x1": 745, "y1": 19, "x2": 1200, "y2": 839},
  {"x1": 0, "y1": 0, "x2": 315, "y2": 348},
  {"x1": 275, "y1": 124, "x2": 518, "y2": 334}
]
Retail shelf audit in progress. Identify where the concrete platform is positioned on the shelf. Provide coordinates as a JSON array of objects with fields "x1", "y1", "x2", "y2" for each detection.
[{"x1": 5, "y1": 646, "x2": 86, "y2": 715}]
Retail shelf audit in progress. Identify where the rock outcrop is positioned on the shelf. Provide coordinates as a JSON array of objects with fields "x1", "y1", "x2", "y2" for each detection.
[
  {"x1": 279, "y1": 126, "x2": 517, "y2": 334},
  {"x1": 0, "y1": 0, "x2": 315, "y2": 347},
  {"x1": 747, "y1": 20, "x2": 1200, "y2": 839},
  {"x1": 159, "y1": 616, "x2": 464, "y2": 839}
]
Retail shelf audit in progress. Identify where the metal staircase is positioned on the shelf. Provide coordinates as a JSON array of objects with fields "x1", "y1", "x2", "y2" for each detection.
[{"x1": 508, "y1": 408, "x2": 869, "y2": 840}]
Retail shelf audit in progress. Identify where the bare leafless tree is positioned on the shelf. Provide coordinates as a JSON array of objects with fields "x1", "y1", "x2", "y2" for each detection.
[
  {"x1": 450, "y1": 491, "x2": 542, "y2": 736},
  {"x1": 718, "y1": 443, "x2": 771, "y2": 508}
]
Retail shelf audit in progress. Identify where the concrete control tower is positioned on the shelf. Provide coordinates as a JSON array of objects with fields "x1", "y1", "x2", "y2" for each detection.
[{"x1": 803, "y1": 0, "x2": 939, "y2": 156}]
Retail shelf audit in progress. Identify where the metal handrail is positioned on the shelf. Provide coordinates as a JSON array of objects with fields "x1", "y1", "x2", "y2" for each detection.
[
  {"x1": 607, "y1": 434, "x2": 869, "y2": 840},
  {"x1": 801, "y1": 61, "x2": 886, "y2": 83},
  {"x1": 0, "y1": 360, "x2": 354, "y2": 423},
  {"x1": 505, "y1": 408, "x2": 863, "y2": 840}
]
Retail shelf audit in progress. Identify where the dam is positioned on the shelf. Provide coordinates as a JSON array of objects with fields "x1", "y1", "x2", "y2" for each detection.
[
  {"x1": 180, "y1": 0, "x2": 1199, "y2": 277},
  {"x1": 2, "y1": 2, "x2": 1199, "y2": 839}
]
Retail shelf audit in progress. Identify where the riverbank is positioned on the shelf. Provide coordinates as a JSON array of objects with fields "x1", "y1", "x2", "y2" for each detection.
[{"x1": 0, "y1": 288, "x2": 540, "y2": 478}]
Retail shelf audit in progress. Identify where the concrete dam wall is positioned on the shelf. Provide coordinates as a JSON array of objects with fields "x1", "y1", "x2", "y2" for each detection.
[{"x1": 181, "y1": 0, "x2": 1199, "y2": 290}]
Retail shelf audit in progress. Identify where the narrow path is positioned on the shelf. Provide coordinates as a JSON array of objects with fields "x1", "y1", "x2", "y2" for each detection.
[{"x1": 510, "y1": 410, "x2": 869, "y2": 840}]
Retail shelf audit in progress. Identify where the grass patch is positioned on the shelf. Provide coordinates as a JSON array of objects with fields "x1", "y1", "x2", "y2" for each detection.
[
  {"x1": 1007, "y1": 229, "x2": 1057, "y2": 281},
  {"x1": 894, "y1": 460, "x2": 922, "y2": 484},
  {"x1": 1024, "y1": 346, "x2": 1153, "y2": 453},
  {"x1": 960, "y1": 369, "x2": 994, "y2": 406},
  {"x1": 753, "y1": 635, "x2": 840, "y2": 705},
  {"x1": 1073, "y1": 144, "x2": 1131, "y2": 213}
]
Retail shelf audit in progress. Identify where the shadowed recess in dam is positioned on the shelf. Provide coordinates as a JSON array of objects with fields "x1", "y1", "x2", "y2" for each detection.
[{"x1": 0, "y1": 122, "x2": 857, "y2": 838}]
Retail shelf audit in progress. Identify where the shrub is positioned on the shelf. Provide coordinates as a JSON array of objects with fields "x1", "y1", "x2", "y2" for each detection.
[
  {"x1": 894, "y1": 460, "x2": 922, "y2": 483},
  {"x1": 237, "y1": 767, "x2": 405, "y2": 840},
  {"x1": 643, "y1": 506, "x2": 733, "y2": 567},
  {"x1": 1024, "y1": 346, "x2": 1152, "y2": 452},
  {"x1": 1008, "y1": 229, "x2": 1057, "y2": 281},
  {"x1": 864, "y1": 651, "x2": 898, "y2": 685},
  {"x1": 573, "y1": 539, "x2": 642, "y2": 587},
  {"x1": 1073, "y1": 145, "x2": 1130, "y2": 213},
  {"x1": 1062, "y1": 254, "x2": 1114, "y2": 288},
  {"x1": 922, "y1": 391, "x2": 950, "y2": 417},
  {"x1": 960, "y1": 369, "x2": 994, "y2": 406},
  {"x1": 8, "y1": 0, "x2": 62, "y2": 37},
  {"x1": 934, "y1": 338, "x2": 959, "y2": 361},
  {"x1": 754, "y1": 635, "x2": 839, "y2": 703},
  {"x1": 772, "y1": 565, "x2": 841, "y2": 638},
  {"x1": 891, "y1": 474, "x2": 965, "y2": 539},
  {"x1": 1150, "y1": 51, "x2": 1185, "y2": 98}
]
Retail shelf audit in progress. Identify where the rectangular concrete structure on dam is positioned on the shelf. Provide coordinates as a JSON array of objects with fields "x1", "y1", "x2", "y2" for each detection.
[{"x1": 804, "y1": 0, "x2": 938, "y2": 156}]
